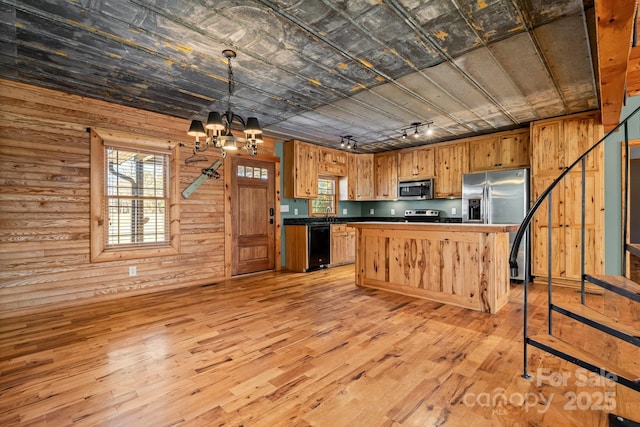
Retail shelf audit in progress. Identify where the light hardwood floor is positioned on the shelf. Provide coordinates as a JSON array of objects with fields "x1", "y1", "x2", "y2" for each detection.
[{"x1": 0, "y1": 265, "x2": 637, "y2": 426}]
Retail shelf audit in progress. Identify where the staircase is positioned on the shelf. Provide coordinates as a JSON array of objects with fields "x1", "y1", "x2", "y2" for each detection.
[{"x1": 509, "y1": 106, "x2": 640, "y2": 421}]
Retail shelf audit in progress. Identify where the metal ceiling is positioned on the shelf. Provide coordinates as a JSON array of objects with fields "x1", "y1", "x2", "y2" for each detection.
[{"x1": 0, "y1": 0, "x2": 598, "y2": 153}]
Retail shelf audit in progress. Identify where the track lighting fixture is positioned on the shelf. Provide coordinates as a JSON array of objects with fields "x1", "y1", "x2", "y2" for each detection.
[
  {"x1": 339, "y1": 135, "x2": 357, "y2": 150},
  {"x1": 399, "y1": 121, "x2": 434, "y2": 141}
]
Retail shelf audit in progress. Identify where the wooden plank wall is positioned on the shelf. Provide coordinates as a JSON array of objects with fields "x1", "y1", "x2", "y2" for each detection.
[{"x1": 0, "y1": 78, "x2": 275, "y2": 316}]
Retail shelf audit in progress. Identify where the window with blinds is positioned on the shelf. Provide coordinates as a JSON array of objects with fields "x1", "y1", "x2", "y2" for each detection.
[
  {"x1": 105, "y1": 146, "x2": 170, "y2": 248},
  {"x1": 311, "y1": 176, "x2": 336, "y2": 215}
]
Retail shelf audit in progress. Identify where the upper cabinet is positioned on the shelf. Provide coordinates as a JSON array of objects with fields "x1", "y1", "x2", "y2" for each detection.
[
  {"x1": 397, "y1": 146, "x2": 435, "y2": 181},
  {"x1": 318, "y1": 147, "x2": 348, "y2": 176},
  {"x1": 434, "y1": 142, "x2": 468, "y2": 198},
  {"x1": 345, "y1": 153, "x2": 374, "y2": 201},
  {"x1": 468, "y1": 129, "x2": 530, "y2": 172},
  {"x1": 283, "y1": 139, "x2": 318, "y2": 199},
  {"x1": 531, "y1": 115, "x2": 598, "y2": 175},
  {"x1": 374, "y1": 151, "x2": 398, "y2": 200}
]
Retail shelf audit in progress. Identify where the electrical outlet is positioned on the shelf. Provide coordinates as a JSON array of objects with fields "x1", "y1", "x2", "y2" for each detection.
[
  {"x1": 452, "y1": 207, "x2": 457, "y2": 215},
  {"x1": 369, "y1": 208, "x2": 374, "y2": 215},
  {"x1": 129, "y1": 266, "x2": 137, "y2": 277},
  {"x1": 294, "y1": 208, "x2": 298, "y2": 215},
  {"x1": 391, "y1": 208, "x2": 396, "y2": 215},
  {"x1": 342, "y1": 208, "x2": 347, "y2": 215}
]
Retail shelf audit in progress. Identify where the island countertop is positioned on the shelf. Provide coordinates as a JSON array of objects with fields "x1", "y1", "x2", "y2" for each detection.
[
  {"x1": 348, "y1": 221, "x2": 516, "y2": 313},
  {"x1": 347, "y1": 222, "x2": 519, "y2": 233}
]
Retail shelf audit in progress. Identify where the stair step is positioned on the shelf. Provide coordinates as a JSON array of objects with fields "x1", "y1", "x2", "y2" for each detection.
[
  {"x1": 608, "y1": 413, "x2": 640, "y2": 427},
  {"x1": 528, "y1": 334, "x2": 640, "y2": 392},
  {"x1": 551, "y1": 303, "x2": 640, "y2": 346},
  {"x1": 584, "y1": 274, "x2": 640, "y2": 303},
  {"x1": 626, "y1": 243, "x2": 640, "y2": 258}
]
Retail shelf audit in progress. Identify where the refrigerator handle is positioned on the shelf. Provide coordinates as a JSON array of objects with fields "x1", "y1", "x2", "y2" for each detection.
[{"x1": 484, "y1": 185, "x2": 490, "y2": 224}]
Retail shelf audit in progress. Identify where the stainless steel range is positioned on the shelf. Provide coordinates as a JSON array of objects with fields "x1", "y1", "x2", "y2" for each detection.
[{"x1": 403, "y1": 209, "x2": 440, "y2": 222}]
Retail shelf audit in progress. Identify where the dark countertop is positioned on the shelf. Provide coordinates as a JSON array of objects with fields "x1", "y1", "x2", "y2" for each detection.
[{"x1": 283, "y1": 217, "x2": 462, "y2": 225}]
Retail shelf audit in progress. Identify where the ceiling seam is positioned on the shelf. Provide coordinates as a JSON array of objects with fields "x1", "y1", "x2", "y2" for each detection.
[
  {"x1": 257, "y1": 0, "x2": 477, "y2": 134},
  {"x1": 385, "y1": 0, "x2": 521, "y2": 126},
  {"x1": 509, "y1": 0, "x2": 570, "y2": 116},
  {"x1": 316, "y1": 0, "x2": 497, "y2": 134},
  {"x1": 449, "y1": 0, "x2": 539, "y2": 123}
]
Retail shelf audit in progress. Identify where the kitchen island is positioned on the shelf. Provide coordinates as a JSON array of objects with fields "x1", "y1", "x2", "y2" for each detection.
[{"x1": 347, "y1": 222, "x2": 519, "y2": 314}]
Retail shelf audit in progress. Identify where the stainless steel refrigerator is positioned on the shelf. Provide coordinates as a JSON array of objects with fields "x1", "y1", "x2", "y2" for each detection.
[{"x1": 462, "y1": 168, "x2": 530, "y2": 282}]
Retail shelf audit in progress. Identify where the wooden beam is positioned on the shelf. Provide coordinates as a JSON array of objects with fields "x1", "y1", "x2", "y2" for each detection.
[{"x1": 596, "y1": 0, "x2": 637, "y2": 132}]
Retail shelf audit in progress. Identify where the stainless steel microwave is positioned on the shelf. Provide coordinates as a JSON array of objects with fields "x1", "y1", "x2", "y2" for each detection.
[{"x1": 398, "y1": 178, "x2": 434, "y2": 200}]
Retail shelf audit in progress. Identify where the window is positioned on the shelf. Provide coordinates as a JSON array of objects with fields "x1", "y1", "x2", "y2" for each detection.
[
  {"x1": 106, "y1": 147, "x2": 169, "y2": 247},
  {"x1": 90, "y1": 129, "x2": 180, "y2": 262},
  {"x1": 311, "y1": 176, "x2": 336, "y2": 216}
]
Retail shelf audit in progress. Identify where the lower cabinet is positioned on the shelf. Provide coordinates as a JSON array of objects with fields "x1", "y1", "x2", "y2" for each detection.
[
  {"x1": 284, "y1": 225, "x2": 309, "y2": 272},
  {"x1": 330, "y1": 224, "x2": 355, "y2": 265}
]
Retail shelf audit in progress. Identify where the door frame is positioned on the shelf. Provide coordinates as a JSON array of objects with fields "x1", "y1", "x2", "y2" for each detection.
[
  {"x1": 224, "y1": 151, "x2": 281, "y2": 277},
  {"x1": 623, "y1": 139, "x2": 640, "y2": 277}
]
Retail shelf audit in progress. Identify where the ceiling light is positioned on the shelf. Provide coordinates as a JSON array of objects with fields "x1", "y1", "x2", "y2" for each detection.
[
  {"x1": 340, "y1": 135, "x2": 356, "y2": 150},
  {"x1": 186, "y1": 50, "x2": 262, "y2": 162},
  {"x1": 400, "y1": 121, "x2": 434, "y2": 141},
  {"x1": 412, "y1": 122, "x2": 420, "y2": 138}
]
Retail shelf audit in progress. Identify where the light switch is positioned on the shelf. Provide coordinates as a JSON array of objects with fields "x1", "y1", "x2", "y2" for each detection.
[
  {"x1": 294, "y1": 208, "x2": 298, "y2": 215},
  {"x1": 342, "y1": 209, "x2": 347, "y2": 215},
  {"x1": 391, "y1": 208, "x2": 396, "y2": 215},
  {"x1": 452, "y1": 207, "x2": 457, "y2": 215},
  {"x1": 280, "y1": 204, "x2": 289, "y2": 213},
  {"x1": 369, "y1": 208, "x2": 374, "y2": 215}
]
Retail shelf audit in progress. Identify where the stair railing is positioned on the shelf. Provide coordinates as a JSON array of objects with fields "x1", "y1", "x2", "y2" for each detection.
[{"x1": 509, "y1": 105, "x2": 640, "y2": 379}]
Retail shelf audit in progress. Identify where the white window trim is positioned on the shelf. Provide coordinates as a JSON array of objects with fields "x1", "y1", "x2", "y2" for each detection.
[{"x1": 90, "y1": 128, "x2": 180, "y2": 262}]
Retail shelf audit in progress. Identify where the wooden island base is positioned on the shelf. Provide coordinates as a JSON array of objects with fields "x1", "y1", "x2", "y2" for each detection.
[{"x1": 347, "y1": 222, "x2": 518, "y2": 314}]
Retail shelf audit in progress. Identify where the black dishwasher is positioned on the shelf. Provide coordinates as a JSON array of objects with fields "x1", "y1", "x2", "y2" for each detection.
[{"x1": 308, "y1": 224, "x2": 330, "y2": 271}]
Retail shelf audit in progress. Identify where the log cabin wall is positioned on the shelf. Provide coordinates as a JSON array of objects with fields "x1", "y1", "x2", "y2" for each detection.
[{"x1": 0, "y1": 78, "x2": 275, "y2": 317}]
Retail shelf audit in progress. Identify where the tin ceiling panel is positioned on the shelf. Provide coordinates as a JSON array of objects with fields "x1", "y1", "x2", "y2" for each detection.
[{"x1": 0, "y1": 0, "x2": 598, "y2": 152}]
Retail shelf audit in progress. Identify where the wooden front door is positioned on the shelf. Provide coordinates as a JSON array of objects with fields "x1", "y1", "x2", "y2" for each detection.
[{"x1": 231, "y1": 157, "x2": 276, "y2": 275}]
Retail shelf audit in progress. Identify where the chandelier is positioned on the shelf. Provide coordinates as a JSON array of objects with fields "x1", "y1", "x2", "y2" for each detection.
[{"x1": 187, "y1": 49, "x2": 262, "y2": 160}]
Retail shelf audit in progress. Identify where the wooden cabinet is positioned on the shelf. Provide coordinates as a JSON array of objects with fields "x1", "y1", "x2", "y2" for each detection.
[
  {"x1": 284, "y1": 225, "x2": 308, "y2": 272},
  {"x1": 283, "y1": 140, "x2": 318, "y2": 199},
  {"x1": 434, "y1": 142, "x2": 468, "y2": 198},
  {"x1": 397, "y1": 146, "x2": 435, "y2": 181},
  {"x1": 318, "y1": 147, "x2": 348, "y2": 176},
  {"x1": 468, "y1": 129, "x2": 529, "y2": 172},
  {"x1": 530, "y1": 112, "x2": 604, "y2": 283},
  {"x1": 344, "y1": 153, "x2": 374, "y2": 200},
  {"x1": 330, "y1": 224, "x2": 355, "y2": 265},
  {"x1": 374, "y1": 151, "x2": 398, "y2": 199}
]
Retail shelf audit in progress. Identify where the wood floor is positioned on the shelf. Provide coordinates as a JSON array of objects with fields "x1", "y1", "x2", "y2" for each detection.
[{"x1": 0, "y1": 265, "x2": 637, "y2": 426}]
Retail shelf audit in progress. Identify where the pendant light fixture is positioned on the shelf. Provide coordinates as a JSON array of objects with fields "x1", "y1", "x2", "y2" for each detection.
[{"x1": 187, "y1": 49, "x2": 262, "y2": 160}]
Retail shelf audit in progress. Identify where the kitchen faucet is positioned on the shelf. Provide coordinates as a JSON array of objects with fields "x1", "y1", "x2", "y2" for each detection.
[{"x1": 325, "y1": 206, "x2": 332, "y2": 222}]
